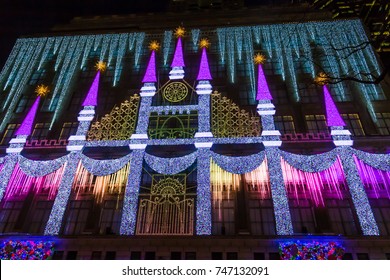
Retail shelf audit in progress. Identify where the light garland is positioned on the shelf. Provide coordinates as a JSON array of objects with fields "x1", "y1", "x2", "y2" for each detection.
[
  {"x1": 0, "y1": 154, "x2": 18, "y2": 202},
  {"x1": 352, "y1": 148, "x2": 390, "y2": 171},
  {"x1": 144, "y1": 151, "x2": 197, "y2": 175},
  {"x1": 210, "y1": 150, "x2": 266, "y2": 174},
  {"x1": 18, "y1": 154, "x2": 68, "y2": 177},
  {"x1": 196, "y1": 148, "x2": 212, "y2": 235},
  {"x1": 80, "y1": 153, "x2": 132, "y2": 176},
  {"x1": 279, "y1": 240, "x2": 345, "y2": 260},
  {"x1": 0, "y1": 240, "x2": 55, "y2": 260}
]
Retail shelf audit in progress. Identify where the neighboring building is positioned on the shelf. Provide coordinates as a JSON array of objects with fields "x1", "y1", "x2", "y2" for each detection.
[{"x1": 0, "y1": 4, "x2": 389, "y2": 260}]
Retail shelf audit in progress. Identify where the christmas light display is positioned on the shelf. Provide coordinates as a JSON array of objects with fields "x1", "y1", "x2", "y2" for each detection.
[
  {"x1": 0, "y1": 240, "x2": 55, "y2": 260},
  {"x1": 279, "y1": 240, "x2": 345, "y2": 260}
]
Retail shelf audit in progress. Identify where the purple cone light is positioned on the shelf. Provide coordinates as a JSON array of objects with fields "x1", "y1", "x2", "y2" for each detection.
[
  {"x1": 256, "y1": 64, "x2": 273, "y2": 101},
  {"x1": 82, "y1": 71, "x2": 100, "y2": 107},
  {"x1": 142, "y1": 50, "x2": 157, "y2": 83},
  {"x1": 171, "y1": 37, "x2": 185, "y2": 68},
  {"x1": 197, "y1": 47, "x2": 212, "y2": 81},
  {"x1": 15, "y1": 96, "x2": 41, "y2": 136},
  {"x1": 323, "y1": 85, "x2": 345, "y2": 127}
]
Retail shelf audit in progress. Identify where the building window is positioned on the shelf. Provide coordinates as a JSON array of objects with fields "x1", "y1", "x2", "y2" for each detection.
[
  {"x1": 274, "y1": 116, "x2": 296, "y2": 134},
  {"x1": 356, "y1": 253, "x2": 370, "y2": 260},
  {"x1": 28, "y1": 200, "x2": 54, "y2": 234},
  {"x1": 211, "y1": 252, "x2": 223, "y2": 260},
  {"x1": 171, "y1": 252, "x2": 182, "y2": 260},
  {"x1": 105, "y1": 251, "x2": 116, "y2": 260},
  {"x1": 326, "y1": 199, "x2": 359, "y2": 235},
  {"x1": 52, "y1": 251, "x2": 64, "y2": 260},
  {"x1": 289, "y1": 199, "x2": 316, "y2": 234},
  {"x1": 226, "y1": 252, "x2": 238, "y2": 260},
  {"x1": 91, "y1": 251, "x2": 102, "y2": 260},
  {"x1": 130, "y1": 251, "x2": 141, "y2": 260},
  {"x1": 185, "y1": 252, "x2": 196, "y2": 260},
  {"x1": 212, "y1": 198, "x2": 235, "y2": 235},
  {"x1": 305, "y1": 115, "x2": 328, "y2": 133},
  {"x1": 376, "y1": 113, "x2": 390, "y2": 135},
  {"x1": 59, "y1": 122, "x2": 78, "y2": 140},
  {"x1": 144, "y1": 251, "x2": 156, "y2": 260},
  {"x1": 15, "y1": 94, "x2": 36, "y2": 113},
  {"x1": 63, "y1": 200, "x2": 93, "y2": 235},
  {"x1": 31, "y1": 123, "x2": 50, "y2": 140},
  {"x1": 253, "y1": 252, "x2": 265, "y2": 260},
  {"x1": 0, "y1": 123, "x2": 20, "y2": 145},
  {"x1": 0, "y1": 201, "x2": 23, "y2": 233},
  {"x1": 299, "y1": 84, "x2": 320, "y2": 103},
  {"x1": 370, "y1": 198, "x2": 390, "y2": 235},
  {"x1": 28, "y1": 69, "x2": 46, "y2": 86},
  {"x1": 248, "y1": 198, "x2": 275, "y2": 235},
  {"x1": 99, "y1": 200, "x2": 122, "y2": 235},
  {"x1": 268, "y1": 82, "x2": 289, "y2": 105},
  {"x1": 66, "y1": 251, "x2": 78, "y2": 260},
  {"x1": 341, "y1": 114, "x2": 365, "y2": 136}
]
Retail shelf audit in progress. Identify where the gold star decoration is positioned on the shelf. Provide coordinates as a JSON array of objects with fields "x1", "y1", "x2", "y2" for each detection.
[
  {"x1": 314, "y1": 72, "x2": 330, "y2": 85},
  {"x1": 95, "y1": 61, "x2": 107, "y2": 72},
  {"x1": 253, "y1": 53, "x2": 266, "y2": 65},
  {"x1": 149, "y1": 40, "x2": 160, "y2": 51},
  {"x1": 35, "y1": 84, "x2": 50, "y2": 97},
  {"x1": 174, "y1": 26, "x2": 185, "y2": 38},
  {"x1": 199, "y1": 38, "x2": 210, "y2": 49}
]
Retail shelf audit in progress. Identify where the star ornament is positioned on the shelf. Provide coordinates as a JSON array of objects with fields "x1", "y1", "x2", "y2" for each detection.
[
  {"x1": 149, "y1": 41, "x2": 160, "y2": 51},
  {"x1": 95, "y1": 61, "x2": 107, "y2": 72},
  {"x1": 35, "y1": 84, "x2": 50, "y2": 97},
  {"x1": 254, "y1": 53, "x2": 266, "y2": 65},
  {"x1": 174, "y1": 26, "x2": 185, "y2": 38},
  {"x1": 199, "y1": 38, "x2": 210, "y2": 49},
  {"x1": 314, "y1": 72, "x2": 330, "y2": 85}
]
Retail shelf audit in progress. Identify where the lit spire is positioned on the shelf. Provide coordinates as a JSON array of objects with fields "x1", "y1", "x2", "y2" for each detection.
[
  {"x1": 82, "y1": 61, "x2": 106, "y2": 106},
  {"x1": 254, "y1": 54, "x2": 272, "y2": 101},
  {"x1": 15, "y1": 96, "x2": 41, "y2": 136},
  {"x1": 323, "y1": 85, "x2": 345, "y2": 127},
  {"x1": 197, "y1": 39, "x2": 212, "y2": 81},
  {"x1": 171, "y1": 37, "x2": 185, "y2": 68},
  {"x1": 142, "y1": 42, "x2": 158, "y2": 83}
]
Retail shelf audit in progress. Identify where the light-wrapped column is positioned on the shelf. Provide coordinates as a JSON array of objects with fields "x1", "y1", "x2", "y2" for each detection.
[
  {"x1": 131, "y1": 96, "x2": 152, "y2": 139},
  {"x1": 266, "y1": 147, "x2": 294, "y2": 235},
  {"x1": 195, "y1": 94, "x2": 212, "y2": 137},
  {"x1": 339, "y1": 147, "x2": 379, "y2": 235},
  {"x1": 44, "y1": 152, "x2": 80, "y2": 235},
  {"x1": 196, "y1": 148, "x2": 212, "y2": 235},
  {"x1": 67, "y1": 106, "x2": 95, "y2": 151},
  {"x1": 120, "y1": 149, "x2": 145, "y2": 235},
  {"x1": 0, "y1": 154, "x2": 18, "y2": 202}
]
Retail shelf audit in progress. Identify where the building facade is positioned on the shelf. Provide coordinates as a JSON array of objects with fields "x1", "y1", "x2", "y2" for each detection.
[{"x1": 0, "y1": 6, "x2": 390, "y2": 260}]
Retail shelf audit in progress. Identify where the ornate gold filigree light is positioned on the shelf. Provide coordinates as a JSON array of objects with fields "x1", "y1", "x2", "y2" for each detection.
[
  {"x1": 95, "y1": 61, "x2": 107, "y2": 72},
  {"x1": 35, "y1": 84, "x2": 50, "y2": 97},
  {"x1": 314, "y1": 72, "x2": 330, "y2": 85}
]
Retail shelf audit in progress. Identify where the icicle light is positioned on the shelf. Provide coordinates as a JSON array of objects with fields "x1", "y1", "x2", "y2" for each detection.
[
  {"x1": 72, "y1": 161, "x2": 130, "y2": 204},
  {"x1": 354, "y1": 156, "x2": 390, "y2": 200},
  {"x1": 4, "y1": 163, "x2": 66, "y2": 200},
  {"x1": 281, "y1": 157, "x2": 346, "y2": 207}
]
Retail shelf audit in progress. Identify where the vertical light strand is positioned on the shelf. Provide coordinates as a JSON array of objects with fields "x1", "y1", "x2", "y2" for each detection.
[
  {"x1": 197, "y1": 148, "x2": 212, "y2": 235},
  {"x1": 163, "y1": 31, "x2": 173, "y2": 66},
  {"x1": 80, "y1": 35, "x2": 95, "y2": 70},
  {"x1": 113, "y1": 33, "x2": 129, "y2": 86},
  {"x1": 191, "y1": 29, "x2": 200, "y2": 52},
  {"x1": 0, "y1": 39, "x2": 23, "y2": 89}
]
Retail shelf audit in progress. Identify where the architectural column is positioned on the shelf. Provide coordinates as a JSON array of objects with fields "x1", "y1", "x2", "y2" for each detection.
[
  {"x1": 256, "y1": 54, "x2": 293, "y2": 235},
  {"x1": 195, "y1": 146, "x2": 212, "y2": 235},
  {"x1": 322, "y1": 83, "x2": 379, "y2": 235},
  {"x1": 120, "y1": 148, "x2": 145, "y2": 235},
  {"x1": 44, "y1": 152, "x2": 80, "y2": 235},
  {"x1": 0, "y1": 153, "x2": 18, "y2": 202}
]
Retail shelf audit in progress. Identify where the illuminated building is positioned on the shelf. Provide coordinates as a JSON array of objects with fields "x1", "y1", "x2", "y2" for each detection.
[{"x1": 0, "y1": 4, "x2": 390, "y2": 260}]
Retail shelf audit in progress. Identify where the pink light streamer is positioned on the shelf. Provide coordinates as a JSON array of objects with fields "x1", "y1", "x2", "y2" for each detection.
[
  {"x1": 5, "y1": 163, "x2": 66, "y2": 200},
  {"x1": 281, "y1": 157, "x2": 346, "y2": 206},
  {"x1": 354, "y1": 156, "x2": 390, "y2": 199}
]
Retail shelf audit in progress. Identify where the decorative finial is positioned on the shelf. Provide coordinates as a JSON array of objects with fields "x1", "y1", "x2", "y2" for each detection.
[
  {"x1": 199, "y1": 38, "x2": 210, "y2": 49},
  {"x1": 315, "y1": 72, "x2": 330, "y2": 85},
  {"x1": 95, "y1": 61, "x2": 107, "y2": 72},
  {"x1": 149, "y1": 40, "x2": 160, "y2": 51},
  {"x1": 174, "y1": 26, "x2": 185, "y2": 38},
  {"x1": 35, "y1": 84, "x2": 50, "y2": 97},
  {"x1": 254, "y1": 53, "x2": 266, "y2": 65}
]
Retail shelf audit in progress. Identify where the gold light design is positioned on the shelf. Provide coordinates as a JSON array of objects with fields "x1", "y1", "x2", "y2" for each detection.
[
  {"x1": 35, "y1": 84, "x2": 50, "y2": 97},
  {"x1": 136, "y1": 176, "x2": 194, "y2": 235},
  {"x1": 199, "y1": 38, "x2": 210, "y2": 49},
  {"x1": 149, "y1": 40, "x2": 160, "y2": 51},
  {"x1": 87, "y1": 94, "x2": 140, "y2": 140},
  {"x1": 163, "y1": 82, "x2": 189, "y2": 102},
  {"x1": 95, "y1": 61, "x2": 107, "y2": 72},
  {"x1": 254, "y1": 53, "x2": 266, "y2": 65},
  {"x1": 72, "y1": 161, "x2": 131, "y2": 204},
  {"x1": 314, "y1": 72, "x2": 330, "y2": 85},
  {"x1": 174, "y1": 26, "x2": 185, "y2": 38},
  {"x1": 211, "y1": 91, "x2": 261, "y2": 137}
]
